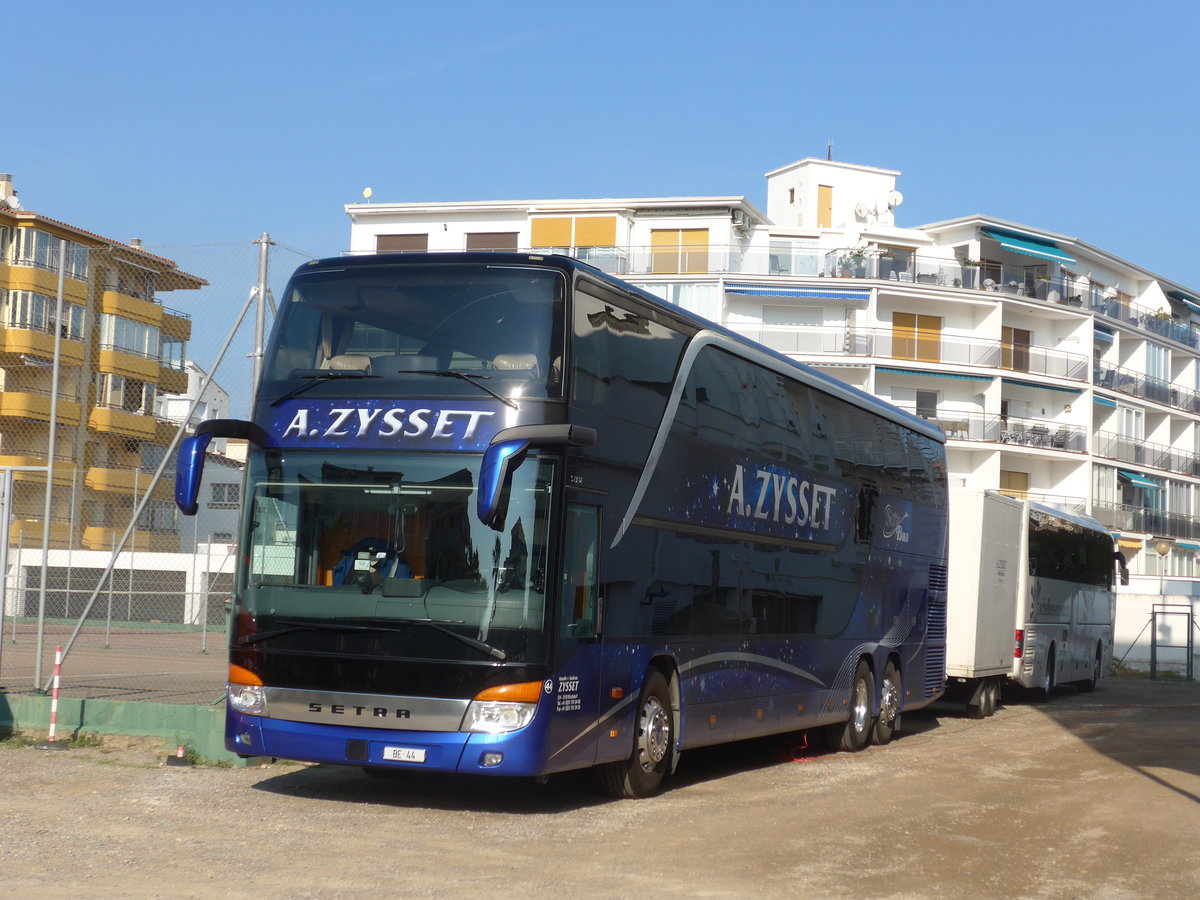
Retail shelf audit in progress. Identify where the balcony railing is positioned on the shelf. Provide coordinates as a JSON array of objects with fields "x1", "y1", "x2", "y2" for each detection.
[
  {"x1": 1091, "y1": 502, "x2": 1200, "y2": 541},
  {"x1": 726, "y1": 324, "x2": 1088, "y2": 381},
  {"x1": 1092, "y1": 431, "x2": 1200, "y2": 476},
  {"x1": 395, "y1": 243, "x2": 1200, "y2": 350},
  {"x1": 892, "y1": 407, "x2": 1086, "y2": 452},
  {"x1": 1094, "y1": 362, "x2": 1200, "y2": 413}
]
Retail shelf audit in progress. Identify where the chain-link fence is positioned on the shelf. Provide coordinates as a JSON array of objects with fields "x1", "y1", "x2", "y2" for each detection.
[{"x1": 1, "y1": 236, "x2": 318, "y2": 706}]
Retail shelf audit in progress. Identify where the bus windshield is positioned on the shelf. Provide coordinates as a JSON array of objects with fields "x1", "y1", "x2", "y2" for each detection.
[
  {"x1": 240, "y1": 451, "x2": 556, "y2": 662},
  {"x1": 260, "y1": 261, "x2": 565, "y2": 405}
]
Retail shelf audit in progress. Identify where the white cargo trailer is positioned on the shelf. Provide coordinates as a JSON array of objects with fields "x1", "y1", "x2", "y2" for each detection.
[{"x1": 945, "y1": 489, "x2": 1118, "y2": 717}]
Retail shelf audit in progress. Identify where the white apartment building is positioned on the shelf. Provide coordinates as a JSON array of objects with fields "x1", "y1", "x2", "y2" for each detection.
[{"x1": 345, "y1": 158, "x2": 1200, "y2": 597}]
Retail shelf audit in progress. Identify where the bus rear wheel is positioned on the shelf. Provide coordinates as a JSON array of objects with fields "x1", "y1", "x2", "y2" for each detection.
[
  {"x1": 1033, "y1": 647, "x2": 1056, "y2": 702},
  {"x1": 829, "y1": 660, "x2": 874, "y2": 752},
  {"x1": 598, "y1": 670, "x2": 673, "y2": 799},
  {"x1": 1076, "y1": 646, "x2": 1102, "y2": 693},
  {"x1": 872, "y1": 661, "x2": 901, "y2": 745}
]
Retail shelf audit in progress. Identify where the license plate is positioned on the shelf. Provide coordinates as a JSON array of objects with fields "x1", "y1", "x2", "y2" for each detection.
[{"x1": 381, "y1": 746, "x2": 426, "y2": 763}]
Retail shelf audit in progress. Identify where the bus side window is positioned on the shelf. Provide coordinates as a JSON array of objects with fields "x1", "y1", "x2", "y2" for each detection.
[{"x1": 561, "y1": 504, "x2": 600, "y2": 638}]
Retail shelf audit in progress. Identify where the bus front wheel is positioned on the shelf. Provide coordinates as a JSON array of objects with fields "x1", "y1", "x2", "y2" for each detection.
[
  {"x1": 599, "y1": 670, "x2": 674, "y2": 799},
  {"x1": 829, "y1": 660, "x2": 874, "y2": 752}
]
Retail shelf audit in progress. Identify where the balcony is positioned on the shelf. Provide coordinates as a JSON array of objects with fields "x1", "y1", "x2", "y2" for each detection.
[
  {"x1": 1094, "y1": 362, "x2": 1198, "y2": 413},
  {"x1": 85, "y1": 467, "x2": 174, "y2": 501},
  {"x1": 161, "y1": 306, "x2": 192, "y2": 341},
  {"x1": 97, "y1": 344, "x2": 162, "y2": 381},
  {"x1": 1091, "y1": 502, "x2": 1200, "y2": 541},
  {"x1": 100, "y1": 289, "x2": 163, "y2": 327},
  {"x1": 0, "y1": 391, "x2": 82, "y2": 426},
  {"x1": 1092, "y1": 431, "x2": 1200, "y2": 476},
  {"x1": 727, "y1": 324, "x2": 1088, "y2": 381},
  {"x1": 0, "y1": 324, "x2": 86, "y2": 366},
  {"x1": 87, "y1": 405, "x2": 158, "y2": 440},
  {"x1": 893, "y1": 408, "x2": 1086, "y2": 452}
]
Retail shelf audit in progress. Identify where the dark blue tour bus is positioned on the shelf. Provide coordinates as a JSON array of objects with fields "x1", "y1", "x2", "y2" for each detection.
[{"x1": 176, "y1": 252, "x2": 949, "y2": 797}]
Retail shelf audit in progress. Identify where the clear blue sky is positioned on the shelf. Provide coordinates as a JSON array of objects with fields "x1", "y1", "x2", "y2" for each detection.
[{"x1": 6, "y1": 1, "x2": 1199, "y2": 407}]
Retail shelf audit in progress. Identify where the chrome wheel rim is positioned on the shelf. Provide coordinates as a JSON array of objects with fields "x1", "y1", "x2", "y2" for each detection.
[
  {"x1": 637, "y1": 696, "x2": 671, "y2": 772},
  {"x1": 879, "y1": 674, "x2": 900, "y2": 725},
  {"x1": 851, "y1": 677, "x2": 871, "y2": 734}
]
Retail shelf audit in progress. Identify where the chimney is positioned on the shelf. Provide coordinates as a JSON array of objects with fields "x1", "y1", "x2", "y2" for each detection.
[
  {"x1": 0, "y1": 174, "x2": 14, "y2": 202},
  {"x1": 130, "y1": 238, "x2": 143, "y2": 249}
]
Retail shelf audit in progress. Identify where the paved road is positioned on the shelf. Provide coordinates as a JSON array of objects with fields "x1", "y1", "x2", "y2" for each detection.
[{"x1": 1, "y1": 676, "x2": 1197, "y2": 899}]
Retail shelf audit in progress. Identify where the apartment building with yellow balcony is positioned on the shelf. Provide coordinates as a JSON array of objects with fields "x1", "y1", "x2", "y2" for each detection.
[{"x1": 0, "y1": 174, "x2": 202, "y2": 552}]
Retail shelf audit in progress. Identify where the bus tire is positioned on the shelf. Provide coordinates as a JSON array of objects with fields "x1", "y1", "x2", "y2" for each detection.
[
  {"x1": 1076, "y1": 645, "x2": 1102, "y2": 693},
  {"x1": 872, "y1": 660, "x2": 901, "y2": 745},
  {"x1": 1033, "y1": 646, "x2": 1056, "y2": 702},
  {"x1": 830, "y1": 660, "x2": 874, "y2": 752},
  {"x1": 598, "y1": 670, "x2": 673, "y2": 799}
]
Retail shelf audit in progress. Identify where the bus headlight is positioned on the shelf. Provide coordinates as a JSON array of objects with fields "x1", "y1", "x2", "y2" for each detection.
[
  {"x1": 464, "y1": 681, "x2": 542, "y2": 733},
  {"x1": 228, "y1": 683, "x2": 266, "y2": 715},
  {"x1": 465, "y1": 700, "x2": 537, "y2": 733}
]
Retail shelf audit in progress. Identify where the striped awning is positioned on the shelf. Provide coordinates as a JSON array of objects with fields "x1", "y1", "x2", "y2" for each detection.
[
  {"x1": 1176, "y1": 540, "x2": 1200, "y2": 551},
  {"x1": 1118, "y1": 469, "x2": 1159, "y2": 490},
  {"x1": 725, "y1": 285, "x2": 870, "y2": 302},
  {"x1": 981, "y1": 228, "x2": 1075, "y2": 265},
  {"x1": 877, "y1": 367, "x2": 992, "y2": 382},
  {"x1": 1093, "y1": 395, "x2": 1117, "y2": 408},
  {"x1": 1002, "y1": 378, "x2": 1081, "y2": 395}
]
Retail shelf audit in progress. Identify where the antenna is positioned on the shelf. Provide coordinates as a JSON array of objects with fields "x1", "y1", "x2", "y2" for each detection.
[
  {"x1": 887, "y1": 190, "x2": 904, "y2": 210},
  {"x1": 827, "y1": 140, "x2": 833, "y2": 161},
  {"x1": 854, "y1": 203, "x2": 870, "y2": 219}
]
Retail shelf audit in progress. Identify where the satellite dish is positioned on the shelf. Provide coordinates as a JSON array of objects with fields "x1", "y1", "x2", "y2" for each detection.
[
  {"x1": 3, "y1": 195, "x2": 21, "y2": 210},
  {"x1": 854, "y1": 203, "x2": 870, "y2": 218},
  {"x1": 887, "y1": 190, "x2": 904, "y2": 209},
  {"x1": 362, "y1": 187, "x2": 373, "y2": 201}
]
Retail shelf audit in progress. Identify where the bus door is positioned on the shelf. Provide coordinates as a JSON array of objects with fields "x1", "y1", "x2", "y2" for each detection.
[{"x1": 543, "y1": 503, "x2": 605, "y2": 773}]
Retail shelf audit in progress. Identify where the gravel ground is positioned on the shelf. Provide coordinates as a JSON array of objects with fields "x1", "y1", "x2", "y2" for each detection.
[{"x1": 1, "y1": 676, "x2": 1198, "y2": 899}]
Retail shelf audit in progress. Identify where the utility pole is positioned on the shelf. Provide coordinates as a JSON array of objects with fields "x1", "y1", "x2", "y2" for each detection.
[{"x1": 249, "y1": 233, "x2": 274, "y2": 412}]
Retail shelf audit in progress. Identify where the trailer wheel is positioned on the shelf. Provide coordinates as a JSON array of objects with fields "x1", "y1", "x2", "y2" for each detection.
[
  {"x1": 829, "y1": 660, "x2": 874, "y2": 752},
  {"x1": 981, "y1": 679, "x2": 998, "y2": 717},
  {"x1": 598, "y1": 669, "x2": 673, "y2": 799},
  {"x1": 872, "y1": 661, "x2": 901, "y2": 745}
]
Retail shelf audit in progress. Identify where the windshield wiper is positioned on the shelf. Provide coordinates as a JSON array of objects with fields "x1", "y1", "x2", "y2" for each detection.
[
  {"x1": 269, "y1": 370, "x2": 379, "y2": 407},
  {"x1": 411, "y1": 370, "x2": 519, "y2": 410},
  {"x1": 238, "y1": 617, "x2": 507, "y2": 661}
]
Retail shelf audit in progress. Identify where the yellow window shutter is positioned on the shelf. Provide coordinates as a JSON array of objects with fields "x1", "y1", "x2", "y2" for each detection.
[
  {"x1": 574, "y1": 216, "x2": 616, "y2": 247},
  {"x1": 531, "y1": 217, "x2": 572, "y2": 247}
]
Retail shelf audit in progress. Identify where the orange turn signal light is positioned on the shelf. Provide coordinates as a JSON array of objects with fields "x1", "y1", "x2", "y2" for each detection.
[
  {"x1": 473, "y1": 681, "x2": 543, "y2": 703},
  {"x1": 229, "y1": 663, "x2": 263, "y2": 686}
]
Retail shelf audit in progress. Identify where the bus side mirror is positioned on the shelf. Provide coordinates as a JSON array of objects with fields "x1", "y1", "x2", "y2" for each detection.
[
  {"x1": 176, "y1": 432, "x2": 215, "y2": 515},
  {"x1": 175, "y1": 418, "x2": 271, "y2": 516},
  {"x1": 477, "y1": 424, "x2": 597, "y2": 530},
  {"x1": 1114, "y1": 550, "x2": 1129, "y2": 586}
]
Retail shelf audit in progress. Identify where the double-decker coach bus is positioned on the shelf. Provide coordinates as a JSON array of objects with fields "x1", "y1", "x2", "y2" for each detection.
[{"x1": 176, "y1": 252, "x2": 949, "y2": 797}]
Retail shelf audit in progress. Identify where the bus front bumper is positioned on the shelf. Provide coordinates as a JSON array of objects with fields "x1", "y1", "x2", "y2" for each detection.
[{"x1": 227, "y1": 711, "x2": 549, "y2": 776}]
